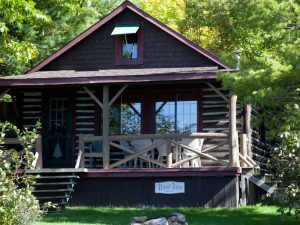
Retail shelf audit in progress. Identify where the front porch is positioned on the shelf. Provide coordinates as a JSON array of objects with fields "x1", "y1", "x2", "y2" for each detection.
[
  {"x1": 3, "y1": 80, "x2": 256, "y2": 171},
  {"x1": 1, "y1": 78, "x2": 259, "y2": 208}
]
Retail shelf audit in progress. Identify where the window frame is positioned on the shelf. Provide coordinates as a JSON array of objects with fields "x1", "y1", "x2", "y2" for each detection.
[{"x1": 114, "y1": 24, "x2": 144, "y2": 66}]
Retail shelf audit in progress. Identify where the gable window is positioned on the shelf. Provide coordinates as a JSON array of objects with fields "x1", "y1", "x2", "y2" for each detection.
[
  {"x1": 111, "y1": 24, "x2": 143, "y2": 65},
  {"x1": 121, "y1": 34, "x2": 138, "y2": 60}
]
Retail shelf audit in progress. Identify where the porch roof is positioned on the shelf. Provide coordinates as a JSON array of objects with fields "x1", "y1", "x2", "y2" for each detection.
[{"x1": 0, "y1": 67, "x2": 234, "y2": 87}]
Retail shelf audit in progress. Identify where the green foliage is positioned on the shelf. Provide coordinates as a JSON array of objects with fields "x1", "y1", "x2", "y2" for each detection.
[
  {"x1": 139, "y1": 0, "x2": 185, "y2": 31},
  {"x1": 270, "y1": 132, "x2": 300, "y2": 216},
  {"x1": 178, "y1": 0, "x2": 300, "y2": 216},
  {"x1": 0, "y1": 0, "x2": 121, "y2": 75},
  {"x1": 0, "y1": 121, "x2": 43, "y2": 225},
  {"x1": 0, "y1": 0, "x2": 50, "y2": 74}
]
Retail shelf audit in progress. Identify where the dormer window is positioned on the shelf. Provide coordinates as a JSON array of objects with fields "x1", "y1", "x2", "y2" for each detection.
[{"x1": 112, "y1": 24, "x2": 143, "y2": 65}]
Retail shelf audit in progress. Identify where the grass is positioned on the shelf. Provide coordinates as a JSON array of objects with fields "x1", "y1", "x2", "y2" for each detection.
[{"x1": 37, "y1": 205, "x2": 299, "y2": 225}]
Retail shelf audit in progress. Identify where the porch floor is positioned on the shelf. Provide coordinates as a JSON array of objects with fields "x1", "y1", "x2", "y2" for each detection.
[{"x1": 26, "y1": 166, "x2": 241, "y2": 177}]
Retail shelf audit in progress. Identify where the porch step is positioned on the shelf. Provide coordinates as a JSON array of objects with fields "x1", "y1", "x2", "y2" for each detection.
[
  {"x1": 34, "y1": 182, "x2": 75, "y2": 186},
  {"x1": 33, "y1": 189, "x2": 74, "y2": 193},
  {"x1": 29, "y1": 170, "x2": 80, "y2": 212},
  {"x1": 242, "y1": 169, "x2": 277, "y2": 194},
  {"x1": 37, "y1": 195, "x2": 71, "y2": 200},
  {"x1": 26, "y1": 168, "x2": 86, "y2": 173},
  {"x1": 36, "y1": 175, "x2": 79, "y2": 179}
]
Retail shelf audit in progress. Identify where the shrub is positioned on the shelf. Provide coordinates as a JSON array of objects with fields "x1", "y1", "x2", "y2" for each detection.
[
  {"x1": 270, "y1": 131, "x2": 300, "y2": 217},
  {"x1": 0, "y1": 121, "x2": 43, "y2": 225}
]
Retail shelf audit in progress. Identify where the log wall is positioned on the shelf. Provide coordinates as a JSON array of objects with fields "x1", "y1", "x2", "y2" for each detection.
[
  {"x1": 201, "y1": 84, "x2": 242, "y2": 166},
  {"x1": 22, "y1": 91, "x2": 42, "y2": 129}
]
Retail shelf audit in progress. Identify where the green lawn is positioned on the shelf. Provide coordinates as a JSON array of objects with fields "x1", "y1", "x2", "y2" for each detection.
[{"x1": 37, "y1": 205, "x2": 298, "y2": 225}]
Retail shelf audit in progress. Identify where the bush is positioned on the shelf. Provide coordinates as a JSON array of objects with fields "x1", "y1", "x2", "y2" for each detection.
[
  {"x1": 0, "y1": 121, "x2": 43, "y2": 225},
  {"x1": 270, "y1": 131, "x2": 300, "y2": 217}
]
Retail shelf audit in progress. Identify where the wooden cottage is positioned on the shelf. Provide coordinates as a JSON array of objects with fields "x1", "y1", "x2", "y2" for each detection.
[{"x1": 0, "y1": 1, "x2": 272, "y2": 208}]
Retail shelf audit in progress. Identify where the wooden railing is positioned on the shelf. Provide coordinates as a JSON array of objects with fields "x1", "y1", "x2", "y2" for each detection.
[
  {"x1": 76, "y1": 132, "x2": 258, "y2": 169},
  {"x1": 77, "y1": 132, "x2": 233, "y2": 169},
  {"x1": 239, "y1": 133, "x2": 258, "y2": 168},
  {"x1": 3, "y1": 136, "x2": 43, "y2": 169}
]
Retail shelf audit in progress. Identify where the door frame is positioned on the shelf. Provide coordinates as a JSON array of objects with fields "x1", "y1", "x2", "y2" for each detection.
[{"x1": 41, "y1": 89, "x2": 75, "y2": 168}]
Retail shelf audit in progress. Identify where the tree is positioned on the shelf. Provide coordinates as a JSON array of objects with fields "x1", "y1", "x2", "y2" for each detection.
[
  {"x1": 0, "y1": 0, "x2": 120, "y2": 75},
  {"x1": 0, "y1": 0, "x2": 50, "y2": 75},
  {"x1": 138, "y1": 0, "x2": 185, "y2": 31},
  {"x1": 179, "y1": 0, "x2": 299, "y2": 215}
]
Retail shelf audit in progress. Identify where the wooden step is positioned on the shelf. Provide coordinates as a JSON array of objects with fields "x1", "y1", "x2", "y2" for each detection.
[
  {"x1": 33, "y1": 189, "x2": 73, "y2": 193},
  {"x1": 26, "y1": 168, "x2": 87, "y2": 174},
  {"x1": 37, "y1": 195, "x2": 71, "y2": 200},
  {"x1": 34, "y1": 182, "x2": 75, "y2": 186},
  {"x1": 35, "y1": 175, "x2": 79, "y2": 179}
]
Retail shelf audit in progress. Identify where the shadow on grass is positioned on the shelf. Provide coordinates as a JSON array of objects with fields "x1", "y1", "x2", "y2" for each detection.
[{"x1": 40, "y1": 206, "x2": 298, "y2": 225}]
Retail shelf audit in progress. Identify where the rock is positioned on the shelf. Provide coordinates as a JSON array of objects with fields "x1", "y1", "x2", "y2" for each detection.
[
  {"x1": 144, "y1": 217, "x2": 169, "y2": 225},
  {"x1": 130, "y1": 213, "x2": 187, "y2": 225},
  {"x1": 132, "y1": 216, "x2": 148, "y2": 223},
  {"x1": 169, "y1": 213, "x2": 186, "y2": 223}
]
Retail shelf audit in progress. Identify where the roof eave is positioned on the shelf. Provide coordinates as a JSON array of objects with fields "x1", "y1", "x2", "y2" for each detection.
[{"x1": 0, "y1": 72, "x2": 217, "y2": 87}]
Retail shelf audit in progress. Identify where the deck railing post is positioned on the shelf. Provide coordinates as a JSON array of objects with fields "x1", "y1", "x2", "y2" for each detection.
[
  {"x1": 240, "y1": 134, "x2": 248, "y2": 167},
  {"x1": 78, "y1": 134, "x2": 85, "y2": 168},
  {"x1": 35, "y1": 135, "x2": 43, "y2": 169},
  {"x1": 166, "y1": 139, "x2": 172, "y2": 168},
  {"x1": 102, "y1": 85, "x2": 110, "y2": 169},
  {"x1": 229, "y1": 93, "x2": 240, "y2": 167}
]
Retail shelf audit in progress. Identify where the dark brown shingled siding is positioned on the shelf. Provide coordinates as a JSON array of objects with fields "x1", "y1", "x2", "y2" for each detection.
[
  {"x1": 41, "y1": 9, "x2": 217, "y2": 71},
  {"x1": 70, "y1": 176, "x2": 239, "y2": 207}
]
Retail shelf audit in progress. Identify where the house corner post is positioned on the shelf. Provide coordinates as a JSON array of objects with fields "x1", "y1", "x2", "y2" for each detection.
[
  {"x1": 229, "y1": 93, "x2": 240, "y2": 167},
  {"x1": 102, "y1": 85, "x2": 110, "y2": 169}
]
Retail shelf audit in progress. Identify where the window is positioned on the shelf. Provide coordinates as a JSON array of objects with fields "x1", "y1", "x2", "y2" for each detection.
[
  {"x1": 155, "y1": 96, "x2": 198, "y2": 134},
  {"x1": 111, "y1": 24, "x2": 143, "y2": 65},
  {"x1": 50, "y1": 98, "x2": 68, "y2": 133},
  {"x1": 109, "y1": 101, "x2": 142, "y2": 135},
  {"x1": 121, "y1": 102, "x2": 141, "y2": 134},
  {"x1": 121, "y1": 34, "x2": 138, "y2": 60}
]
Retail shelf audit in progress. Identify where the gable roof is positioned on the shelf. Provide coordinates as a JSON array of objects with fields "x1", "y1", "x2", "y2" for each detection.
[{"x1": 28, "y1": 1, "x2": 229, "y2": 73}]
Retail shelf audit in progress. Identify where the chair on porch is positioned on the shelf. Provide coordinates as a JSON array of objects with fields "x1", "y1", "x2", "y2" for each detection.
[
  {"x1": 130, "y1": 139, "x2": 153, "y2": 168},
  {"x1": 119, "y1": 140, "x2": 137, "y2": 168},
  {"x1": 152, "y1": 139, "x2": 174, "y2": 166},
  {"x1": 180, "y1": 138, "x2": 204, "y2": 167}
]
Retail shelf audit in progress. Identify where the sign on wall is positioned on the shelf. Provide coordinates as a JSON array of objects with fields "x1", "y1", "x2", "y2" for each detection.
[{"x1": 155, "y1": 181, "x2": 185, "y2": 194}]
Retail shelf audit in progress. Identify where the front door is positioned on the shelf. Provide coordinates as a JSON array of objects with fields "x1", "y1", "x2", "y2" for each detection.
[{"x1": 43, "y1": 97, "x2": 72, "y2": 167}]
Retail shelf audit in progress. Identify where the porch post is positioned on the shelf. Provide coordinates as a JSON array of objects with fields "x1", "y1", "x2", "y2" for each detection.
[
  {"x1": 245, "y1": 105, "x2": 252, "y2": 157},
  {"x1": 229, "y1": 93, "x2": 240, "y2": 167},
  {"x1": 240, "y1": 134, "x2": 248, "y2": 168},
  {"x1": 102, "y1": 85, "x2": 110, "y2": 169},
  {"x1": 35, "y1": 135, "x2": 43, "y2": 169},
  {"x1": 166, "y1": 140, "x2": 172, "y2": 168}
]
